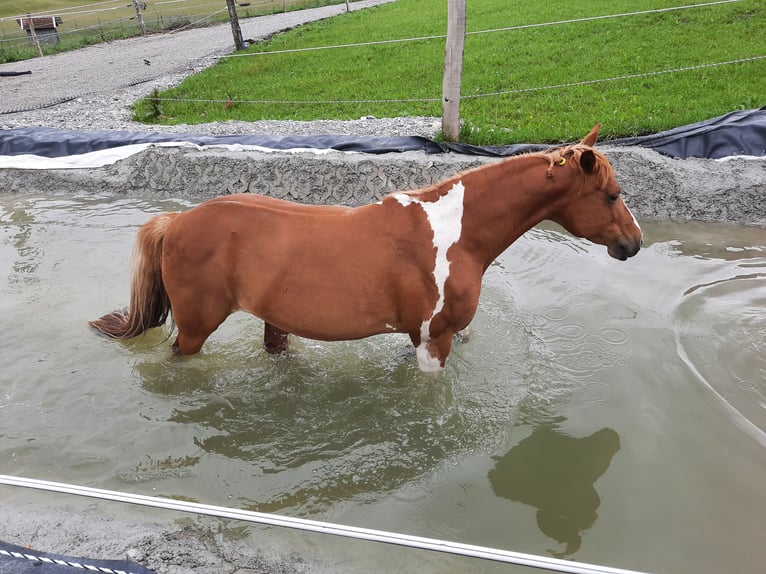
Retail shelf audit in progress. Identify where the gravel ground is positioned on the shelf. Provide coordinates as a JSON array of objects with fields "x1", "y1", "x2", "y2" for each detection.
[{"x1": 0, "y1": 0, "x2": 440, "y2": 139}]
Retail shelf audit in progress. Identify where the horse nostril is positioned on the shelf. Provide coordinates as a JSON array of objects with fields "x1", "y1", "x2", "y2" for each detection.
[
  {"x1": 618, "y1": 238, "x2": 640, "y2": 260},
  {"x1": 619, "y1": 245, "x2": 629, "y2": 260}
]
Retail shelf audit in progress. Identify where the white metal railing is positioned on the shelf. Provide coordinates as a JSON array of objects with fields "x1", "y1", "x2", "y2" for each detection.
[{"x1": 0, "y1": 474, "x2": 652, "y2": 574}]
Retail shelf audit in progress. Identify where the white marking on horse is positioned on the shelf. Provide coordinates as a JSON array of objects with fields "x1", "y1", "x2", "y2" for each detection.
[
  {"x1": 620, "y1": 198, "x2": 642, "y2": 245},
  {"x1": 394, "y1": 180, "x2": 465, "y2": 371},
  {"x1": 416, "y1": 344, "x2": 444, "y2": 373},
  {"x1": 628, "y1": 204, "x2": 641, "y2": 233}
]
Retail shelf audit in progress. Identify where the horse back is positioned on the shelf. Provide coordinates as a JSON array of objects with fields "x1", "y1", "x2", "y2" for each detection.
[{"x1": 203, "y1": 193, "x2": 352, "y2": 216}]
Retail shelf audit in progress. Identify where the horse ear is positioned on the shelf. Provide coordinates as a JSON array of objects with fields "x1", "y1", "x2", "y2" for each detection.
[
  {"x1": 580, "y1": 123, "x2": 601, "y2": 147},
  {"x1": 580, "y1": 149, "x2": 597, "y2": 174}
]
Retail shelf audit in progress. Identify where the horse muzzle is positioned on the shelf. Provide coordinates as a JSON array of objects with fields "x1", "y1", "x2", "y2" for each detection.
[{"x1": 608, "y1": 236, "x2": 642, "y2": 261}]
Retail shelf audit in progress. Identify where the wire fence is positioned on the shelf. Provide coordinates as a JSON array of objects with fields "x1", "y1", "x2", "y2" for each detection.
[
  {"x1": 0, "y1": 0, "x2": 348, "y2": 60},
  {"x1": 149, "y1": 0, "x2": 763, "y2": 108},
  {"x1": 146, "y1": 54, "x2": 766, "y2": 108},
  {"x1": 217, "y1": 0, "x2": 745, "y2": 58}
]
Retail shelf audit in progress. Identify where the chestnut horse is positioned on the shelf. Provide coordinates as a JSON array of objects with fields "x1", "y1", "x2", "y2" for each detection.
[{"x1": 89, "y1": 125, "x2": 641, "y2": 371}]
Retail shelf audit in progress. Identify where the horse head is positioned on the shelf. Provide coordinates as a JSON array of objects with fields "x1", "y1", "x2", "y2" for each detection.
[{"x1": 547, "y1": 124, "x2": 642, "y2": 261}]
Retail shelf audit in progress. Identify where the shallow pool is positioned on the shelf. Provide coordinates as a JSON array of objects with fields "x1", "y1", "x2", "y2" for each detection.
[{"x1": 1, "y1": 193, "x2": 764, "y2": 573}]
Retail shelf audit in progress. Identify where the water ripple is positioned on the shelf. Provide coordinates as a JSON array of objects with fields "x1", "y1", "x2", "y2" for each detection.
[{"x1": 674, "y1": 274, "x2": 766, "y2": 447}]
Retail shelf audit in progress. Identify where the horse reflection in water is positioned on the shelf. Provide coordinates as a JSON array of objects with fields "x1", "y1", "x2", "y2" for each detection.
[
  {"x1": 489, "y1": 421, "x2": 621, "y2": 557},
  {"x1": 90, "y1": 125, "x2": 642, "y2": 371}
]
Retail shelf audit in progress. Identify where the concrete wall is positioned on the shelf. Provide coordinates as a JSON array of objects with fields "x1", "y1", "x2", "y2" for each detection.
[{"x1": 2, "y1": 146, "x2": 764, "y2": 225}]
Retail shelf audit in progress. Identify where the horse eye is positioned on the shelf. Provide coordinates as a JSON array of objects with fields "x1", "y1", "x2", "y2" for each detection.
[{"x1": 608, "y1": 193, "x2": 620, "y2": 203}]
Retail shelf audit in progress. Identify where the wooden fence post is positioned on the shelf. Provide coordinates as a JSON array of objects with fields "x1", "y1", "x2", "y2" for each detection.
[
  {"x1": 225, "y1": 0, "x2": 245, "y2": 51},
  {"x1": 441, "y1": 0, "x2": 466, "y2": 142},
  {"x1": 132, "y1": 0, "x2": 147, "y2": 35},
  {"x1": 27, "y1": 14, "x2": 44, "y2": 58}
]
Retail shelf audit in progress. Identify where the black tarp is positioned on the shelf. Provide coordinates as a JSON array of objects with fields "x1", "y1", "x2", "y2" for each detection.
[
  {"x1": 609, "y1": 106, "x2": 766, "y2": 159},
  {"x1": 0, "y1": 107, "x2": 764, "y2": 160},
  {"x1": 0, "y1": 128, "x2": 448, "y2": 158},
  {"x1": 0, "y1": 540, "x2": 154, "y2": 574}
]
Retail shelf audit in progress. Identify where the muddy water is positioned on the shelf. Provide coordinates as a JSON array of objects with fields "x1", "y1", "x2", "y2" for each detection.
[{"x1": 1, "y1": 193, "x2": 764, "y2": 573}]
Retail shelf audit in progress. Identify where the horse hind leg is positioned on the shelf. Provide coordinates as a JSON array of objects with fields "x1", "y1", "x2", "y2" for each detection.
[
  {"x1": 172, "y1": 328, "x2": 212, "y2": 356},
  {"x1": 263, "y1": 323, "x2": 289, "y2": 354},
  {"x1": 170, "y1": 298, "x2": 232, "y2": 356}
]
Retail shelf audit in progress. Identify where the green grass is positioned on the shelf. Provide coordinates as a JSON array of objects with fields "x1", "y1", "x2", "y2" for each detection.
[{"x1": 133, "y1": 0, "x2": 766, "y2": 144}]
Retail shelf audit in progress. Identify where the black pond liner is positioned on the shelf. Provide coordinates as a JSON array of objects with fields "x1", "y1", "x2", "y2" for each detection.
[
  {"x1": 0, "y1": 540, "x2": 154, "y2": 574},
  {"x1": 0, "y1": 107, "x2": 763, "y2": 160}
]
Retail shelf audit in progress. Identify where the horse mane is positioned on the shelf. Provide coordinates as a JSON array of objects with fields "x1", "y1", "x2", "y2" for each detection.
[
  {"x1": 542, "y1": 143, "x2": 615, "y2": 190},
  {"x1": 388, "y1": 142, "x2": 614, "y2": 202}
]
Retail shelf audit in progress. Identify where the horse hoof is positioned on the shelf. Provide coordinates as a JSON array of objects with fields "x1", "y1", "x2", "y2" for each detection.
[{"x1": 263, "y1": 342, "x2": 289, "y2": 354}]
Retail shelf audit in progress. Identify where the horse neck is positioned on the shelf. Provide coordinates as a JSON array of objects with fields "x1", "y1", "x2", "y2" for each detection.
[{"x1": 455, "y1": 154, "x2": 571, "y2": 266}]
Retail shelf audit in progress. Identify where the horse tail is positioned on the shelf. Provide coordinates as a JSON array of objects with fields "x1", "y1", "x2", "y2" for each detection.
[{"x1": 89, "y1": 212, "x2": 178, "y2": 339}]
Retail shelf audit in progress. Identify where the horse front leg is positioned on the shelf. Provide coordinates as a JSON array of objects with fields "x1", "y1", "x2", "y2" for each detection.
[
  {"x1": 411, "y1": 329, "x2": 454, "y2": 373},
  {"x1": 455, "y1": 325, "x2": 471, "y2": 341},
  {"x1": 263, "y1": 323, "x2": 289, "y2": 354}
]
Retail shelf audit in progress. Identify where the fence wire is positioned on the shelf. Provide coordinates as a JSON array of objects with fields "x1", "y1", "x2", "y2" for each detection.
[
  {"x1": 219, "y1": 0, "x2": 745, "y2": 58},
  {"x1": 142, "y1": 54, "x2": 766, "y2": 107},
  {"x1": 0, "y1": 0, "x2": 307, "y2": 50}
]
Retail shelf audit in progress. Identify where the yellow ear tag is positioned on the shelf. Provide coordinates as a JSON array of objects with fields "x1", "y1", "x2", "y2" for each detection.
[{"x1": 558, "y1": 157, "x2": 567, "y2": 166}]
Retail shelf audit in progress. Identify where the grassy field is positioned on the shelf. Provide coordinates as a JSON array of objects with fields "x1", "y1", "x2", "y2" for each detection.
[
  {"x1": 0, "y1": 0, "x2": 347, "y2": 63},
  {"x1": 132, "y1": 0, "x2": 765, "y2": 144}
]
